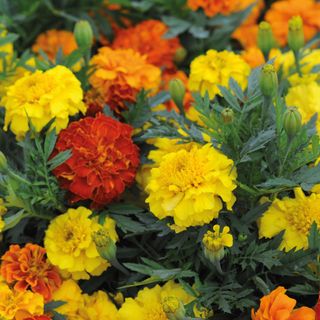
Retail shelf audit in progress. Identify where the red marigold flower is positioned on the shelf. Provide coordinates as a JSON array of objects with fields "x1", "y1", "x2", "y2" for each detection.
[
  {"x1": 1, "y1": 244, "x2": 62, "y2": 302},
  {"x1": 112, "y1": 19, "x2": 182, "y2": 70},
  {"x1": 52, "y1": 113, "x2": 140, "y2": 207}
]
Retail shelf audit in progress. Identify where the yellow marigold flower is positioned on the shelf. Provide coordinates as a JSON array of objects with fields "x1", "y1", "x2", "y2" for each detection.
[
  {"x1": 285, "y1": 81, "x2": 320, "y2": 132},
  {"x1": 118, "y1": 281, "x2": 194, "y2": 320},
  {"x1": 0, "y1": 283, "x2": 44, "y2": 320},
  {"x1": 44, "y1": 207, "x2": 118, "y2": 280},
  {"x1": 258, "y1": 188, "x2": 320, "y2": 251},
  {"x1": 32, "y1": 29, "x2": 78, "y2": 61},
  {"x1": 89, "y1": 47, "x2": 161, "y2": 114},
  {"x1": 3, "y1": 65, "x2": 86, "y2": 140},
  {"x1": 189, "y1": 50, "x2": 250, "y2": 99},
  {"x1": 146, "y1": 143, "x2": 237, "y2": 228},
  {"x1": 203, "y1": 224, "x2": 233, "y2": 263}
]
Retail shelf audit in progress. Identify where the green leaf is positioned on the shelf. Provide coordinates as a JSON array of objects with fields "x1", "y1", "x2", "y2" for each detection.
[
  {"x1": 44, "y1": 129, "x2": 57, "y2": 160},
  {"x1": 218, "y1": 85, "x2": 241, "y2": 112},
  {"x1": 308, "y1": 222, "x2": 320, "y2": 252},
  {"x1": 47, "y1": 150, "x2": 72, "y2": 171},
  {"x1": 162, "y1": 16, "x2": 191, "y2": 38}
]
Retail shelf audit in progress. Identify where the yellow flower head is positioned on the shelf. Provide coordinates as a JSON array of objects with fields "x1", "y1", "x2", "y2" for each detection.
[
  {"x1": 0, "y1": 283, "x2": 44, "y2": 320},
  {"x1": 258, "y1": 188, "x2": 320, "y2": 251},
  {"x1": 285, "y1": 81, "x2": 320, "y2": 132},
  {"x1": 44, "y1": 207, "x2": 118, "y2": 280},
  {"x1": 3, "y1": 65, "x2": 86, "y2": 140},
  {"x1": 203, "y1": 224, "x2": 233, "y2": 263},
  {"x1": 118, "y1": 281, "x2": 194, "y2": 320},
  {"x1": 189, "y1": 50, "x2": 250, "y2": 99},
  {"x1": 146, "y1": 143, "x2": 237, "y2": 228}
]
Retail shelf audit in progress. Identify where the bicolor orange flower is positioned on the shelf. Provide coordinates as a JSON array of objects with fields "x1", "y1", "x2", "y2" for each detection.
[
  {"x1": 32, "y1": 29, "x2": 78, "y2": 61},
  {"x1": 251, "y1": 287, "x2": 316, "y2": 320},
  {"x1": 112, "y1": 20, "x2": 181, "y2": 69},
  {"x1": 187, "y1": 0, "x2": 237, "y2": 17},
  {"x1": 52, "y1": 113, "x2": 140, "y2": 208},
  {"x1": 89, "y1": 47, "x2": 161, "y2": 113},
  {"x1": 1, "y1": 244, "x2": 62, "y2": 302},
  {"x1": 265, "y1": 0, "x2": 320, "y2": 46}
]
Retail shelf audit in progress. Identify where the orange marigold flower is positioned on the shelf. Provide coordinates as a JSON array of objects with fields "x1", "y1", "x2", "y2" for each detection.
[
  {"x1": 89, "y1": 47, "x2": 161, "y2": 113},
  {"x1": 52, "y1": 113, "x2": 140, "y2": 208},
  {"x1": 241, "y1": 47, "x2": 265, "y2": 68},
  {"x1": 112, "y1": 20, "x2": 182, "y2": 69},
  {"x1": 162, "y1": 69, "x2": 193, "y2": 112},
  {"x1": 32, "y1": 29, "x2": 78, "y2": 61},
  {"x1": 251, "y1": 286, "x2": 316, "y2": 320},
  {"x1": 1, "y1": 244, "x2": 62, "y2": 302},
  {"x1": 187, "y1": 0, "x2": 237, "y2": 17},
  {"x1": 265, "y1": 0, "x2": 320, "y2": 47},
  {"x1": 24, "y1": 316, "x2": 52, "y2": 320}
]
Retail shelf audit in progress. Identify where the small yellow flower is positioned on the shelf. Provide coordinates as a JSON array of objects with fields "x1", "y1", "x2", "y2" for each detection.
[
  {"x1": 203, "y1": 224, "x2": 233, "y2": 263},
  {"x1": 258, "y1": 188, "x2": 320, "y2": 251},
  {"x1": 44, "y1": 207, "x2": 118, "y2": 280},
  {"x1": 189, "y1": 49, "x2": 250, "y2": 99},
  {"x1": 3, "y1": 65, "x2": 86, "y2": 140},
  {"x1": 146, "y1": 144, "x2": 237, "y2": 228}
]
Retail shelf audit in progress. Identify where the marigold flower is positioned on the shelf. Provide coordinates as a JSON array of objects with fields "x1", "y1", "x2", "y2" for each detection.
[
  {"x1": 3, "y1": 65, "x2": 85, "y2": 140},
  {"x1": 265, "y1": 0, "x2": 320, "y2": 47},
  {"x1": 44, "y1": 207, "x2": 118, "y2": 280},
  {"x1": 89, "y1": 47, "x2": 161, "y2": 113},
  {"x1": 1, "y1": 244, "x2": 61, "y2": 301},
  {"x1": 187, "y1": 0, "x2": 237, "y2": 17},
  {"x1": 24, "y1": 316, "x2": 52, "y2": 320},
  {"x1": 32, "y1": 29, "x2": 78, "y2": 61},
  {"x1": 146, "y1": 143, "x2": 237, "y2": 228},
  {"x1": 52, "y1": 114, "x2": 140, "y2": 207},
  {"x1": 112, "y1": 20, "x2": 181, "y2": 69},
  {"x1": 251, "y1": 286, "x2": 316, "y2": 320},
  {"x1": 258, "y1": 188, "x2": 320, "y2": 251},
  {"x1": 285, "y1": 81, "x2": 320, "y2": 132},
  {"x1": 118, "y1": 281, "x2": 194, "y2": 320},
  {"x1": 189, "y1": 50, "x2": 250, "y2": 99},
  {"x1": 0, "y1": 283, "x2": 44, "y2": 320},
  {"x1": 241, "y1": 47, "x2": 265, "y2": 68},
  {"x1": 203, "y1": 224, "x2": 233, "y2": 263}
]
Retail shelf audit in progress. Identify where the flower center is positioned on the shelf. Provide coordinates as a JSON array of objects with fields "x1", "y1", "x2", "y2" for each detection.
[{"x1": 146, "y1": 306, "x2": 168, "y2": 320}]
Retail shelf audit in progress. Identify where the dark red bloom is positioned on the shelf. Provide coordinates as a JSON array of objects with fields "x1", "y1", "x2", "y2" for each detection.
[{"x1": 52, "y1": 113, "x2": 140, "y2": 207}]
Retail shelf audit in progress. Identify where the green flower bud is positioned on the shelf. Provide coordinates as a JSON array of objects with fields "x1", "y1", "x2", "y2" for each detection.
[
  {"x1": 288, "y1": 16, "x2": 304, "y2": 53},
  {"x1": 74, "y1": 20, "x2": 94, "y2": 49},
  {"x1": 238, "y1": 233, "x2": 248, "y2": 242},
  {"x1": 257, "y1": 22, "x2": 276, "y2": 57},
  {"x1": 92, "y1": 228, "x2": 116, "y2": 261},
  {"x1": 221, "y1": 108, "x2": 234, "y2": 124},
  {"x1": 174, "y1": 47, "x2": 187, "y2": 65},
  {"x1": 169, "y1": 78, "x2": 186, "y2": 112},
  {"x1": 162, "y1": 296, "x2": 186, "y2": 320},
  {"x1": 283, "y1": 107, "x2": 302, "y2": 140},
  {"x1": 260, "y1": 64, "x2": 278, "y2": 97},
  {"x1": 0, "y1": 151, "x2": 8, "y2": 172}
]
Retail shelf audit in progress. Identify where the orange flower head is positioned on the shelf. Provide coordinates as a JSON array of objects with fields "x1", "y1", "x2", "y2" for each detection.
[
  {"x1": 1, "y1": 244, "x2": 62, "y2": 302},
  {"x1": 112, "y1": 20, "x2": 182, "y2": 69},
  {"x1": 162, "y1": 69, "x2": 193, "y2": 112},
  {"x1": 52, "y1": 113, "x2": 140, "y2": 208},
  {"x1": 265, "y1": 0, "x2": 320, "y2": 47},
  {"x1": 32, "y1": 29, "x2": 78, "y2": 61},
  {"x1": 187, "y1": 0, "x2": 238, "y2": 17},
  {"x1": 89, "y1": 47, "x2": 161, "y2": 113},
  {"x1": 241, "y1": 47, "x2": 265, "y2": 68}
]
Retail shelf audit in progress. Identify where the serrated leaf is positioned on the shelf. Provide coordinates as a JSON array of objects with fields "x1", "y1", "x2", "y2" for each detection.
[{"x1": 47, "y1": 150, "x2": 72, "y2": 171}]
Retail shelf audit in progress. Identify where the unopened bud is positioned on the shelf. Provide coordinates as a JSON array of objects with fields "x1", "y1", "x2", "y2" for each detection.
[
  {"x1": 169, "y1": 78, "x2": 186, "y2": 112},
  {"x1": 221, "y1": 108, "x2": 234, "y2": 124},
  {"x1": 260, "y1": 64, "x2": 278, "y2": 97},
  {"x1": 92, "y1": 228, "x2": 116, "y2": 261},
  {"x1": 283, "y1": 107, "x2": 302, "y2": 140},
  {"x1": 162, "y1": 296, "x2": 186, "y2": 320},
  {"x1": 288, "y1": 16, "x2": 304, "y2": 53},
  {"x1": 74, "y1": 20, "x2": 93, "y2": 49},
  {"x1": 174, "y1": 47, "x2": 187, "y2": 65},
  {"x1": 0, "y1": 151, "x2": 8, "y2": 172},
  {"x1": 258, "y1": 22, "x2": 276, "y2": 57}
]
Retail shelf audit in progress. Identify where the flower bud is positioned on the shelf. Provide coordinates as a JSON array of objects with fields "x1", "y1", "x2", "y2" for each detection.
[
  {"x1": 0, "y1": 151, "x2": 8, "y2": 172},
  {"x1": 169, "y1": 78, "x2": 186, "y2": 111},
  {"x1": 257, "y1": 22, "x2": 276, "y2": 57},
  {"x1": 162, "y1": 296, "x2": 186, "y2": 320},
  {"x1": 283, "y1": 107, "x2": 302, "y2": 140},
  {"x1": 92, "y1": 228, "x2": 116, "y2": 261},
  {"x1": 221, "y1": 108, "x2": 234, "y2": 124},
  {"x1": 174, "y1": 47, "x2": 187, "y2": 65},
  {"x1": 74, "y1": 20, "x2": 93, "y2": 49},
  {"x1": 260, "y1": 64, "x2": 278, "y2": 97},
  {"x1": 288, "y1": 16, "x2": 304, "y2": 53},
  {"x1": 238, "y1": 233, "x2": 248, "y2": 242}
]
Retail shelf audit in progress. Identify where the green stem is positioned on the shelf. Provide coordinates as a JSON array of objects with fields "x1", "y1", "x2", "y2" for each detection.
[
  {"x1": 279, "y1": 138, "x2": 293, "y2": 176},
  {"x1": 214, "y1": 260, "x2": 225, "y2": 276},
  {"x1": 293, "y1": 51, "x2": 302, "y2": 77}
]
